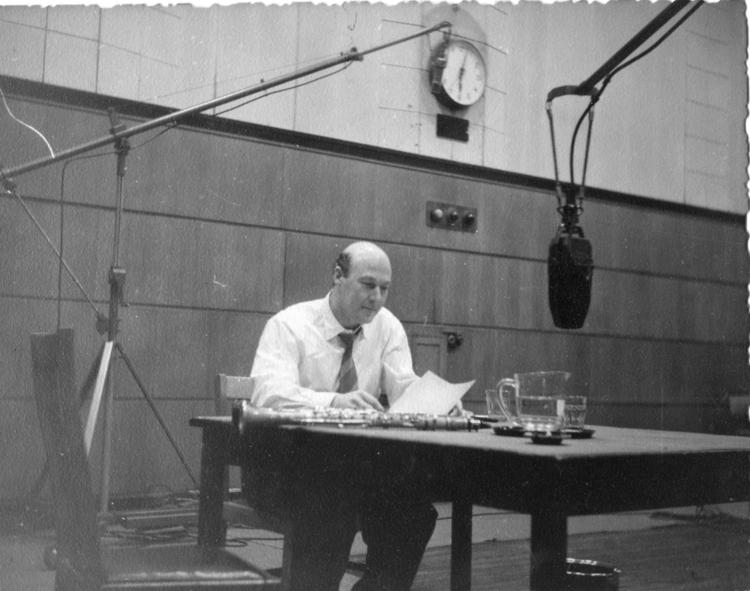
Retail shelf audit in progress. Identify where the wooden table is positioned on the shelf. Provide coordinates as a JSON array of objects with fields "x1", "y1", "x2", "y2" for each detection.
[{"x1": 190, "y1": 417, "x2": 750, "y2": 590}]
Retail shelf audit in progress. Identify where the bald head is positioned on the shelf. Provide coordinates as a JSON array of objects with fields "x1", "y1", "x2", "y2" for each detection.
[
  {"x1": 330, "y1": 242, "x2": 392, "y2": 328},
  {"x1": 335, "y1": 241, "x2": 391, "y2": 278}
]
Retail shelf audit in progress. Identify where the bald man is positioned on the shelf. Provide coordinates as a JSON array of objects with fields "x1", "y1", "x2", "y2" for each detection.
[
  {"x1": 248, "y1": 241, "x2": 437, "y2": 591},
  {"x1": 250, "y1": 241, "x2": 418, "y2": 411}
]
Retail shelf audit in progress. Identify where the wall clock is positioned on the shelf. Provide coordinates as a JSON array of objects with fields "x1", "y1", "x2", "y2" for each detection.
[{"x1": 430, "y1": 38, "x2": 487, "y2": 109}]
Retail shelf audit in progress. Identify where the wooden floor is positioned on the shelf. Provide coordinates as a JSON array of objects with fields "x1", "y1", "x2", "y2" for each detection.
[
  {"x1": 412, "y1": 519, "x2": 750, "y2": 591},
  {"x1": 1, "y1": 516, "x2": 748, "y2": 590}
]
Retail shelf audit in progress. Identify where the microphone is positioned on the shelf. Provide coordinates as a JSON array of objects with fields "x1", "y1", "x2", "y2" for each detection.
[{"x1": 548, "y1": 196, "x2": 593, "y2": 329}]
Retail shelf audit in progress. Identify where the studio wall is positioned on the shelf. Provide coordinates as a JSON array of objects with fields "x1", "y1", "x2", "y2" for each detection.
[{"x1": 0, "y1": 80, "x2": 746, "y2": 500}]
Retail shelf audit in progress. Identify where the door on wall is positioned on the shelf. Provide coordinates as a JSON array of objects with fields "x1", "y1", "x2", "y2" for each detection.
[{"x1": 410, "y1": 333, "x2": 447, "y2": 378}]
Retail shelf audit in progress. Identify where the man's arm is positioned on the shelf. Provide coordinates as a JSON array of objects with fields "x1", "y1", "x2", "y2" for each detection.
[
  {"x1": 379, "y1": 320, "x2": 419, "y2": 406},
  {"x1": 249, "y1": 316, "x2": 337, "y2": 409}
]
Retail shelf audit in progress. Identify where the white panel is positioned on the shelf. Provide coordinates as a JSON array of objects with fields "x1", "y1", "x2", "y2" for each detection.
[
  {"x1": 44, "y1": 32, "x2": 98, "y2": 93},
  {"x1": 686, "y1": 101, "x2": 729, "y2": 144},
  {"x1": 686, "y1": 30, "x2": 731, "y2": 77},
  {"x1": 47, "y1": 5, "x2": 100, "y2": 40},
  {"x1": 377, "y1": 107, "x2": 420, "y2": 153},
  {"x1": 137, "y1": 59, "x2": 182, "y2": 105},
  {"x1": 686, "y1": 1, "x2": 737, "y2": 44},
  {"x1": 379, "y1": 63, "x2": 421, "y2": 112},
  {"x1": 483, "y1": 125, "x2": 509, "y2": 171},
  {"x1": 483, "y1": 2, "x2": 511, "y2": 54},
  {"x1": 483, "y1": 85, "x2": 506, "y2": 135},
  {"x1": 213, "y1": 4, "x2": 298, "y2": 129},
  {"x1": 684, "y1": 170, "x2": 735, "y2": 213},
  {"x1": 378, "y1": 9, "x2": 429, "y2": 70},
  {"x1": 0, "y1": 6, "x2": 47, "y2": 28},
  {"x1": 294, "y1": 4, "x2": 391, "y2": 141},
  {"x1": 685, "y1": 135, "x2": 728, "y2": 178},
  {"x1": 97, "y1": 44, "x2": 140, "y2": 99},
  {"x1": 100, "y1": 6, "x2": 145, "y2": 54},
  {"x1": 686, "y1": 66, "x2": 730, "y2": 110},
  {"x1": 485, "y1": 43, "x2": 509, "y2": 96},
  {"x1": 158, "y1": 6, "x2": 217, "y2": 109},
  {"x1": 0, "y1": 20, "x2": 45, "y2": 80},
  {"x1": 140, "y1": 8, "x2": 182, "y2": 65}
]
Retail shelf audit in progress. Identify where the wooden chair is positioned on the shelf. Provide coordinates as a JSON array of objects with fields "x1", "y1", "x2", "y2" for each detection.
[
  {"x1": 214, "y1": 374, "x2": 295, "y2": 587},
  {"x1": 31, "y1": 331, "x2": 280, "y2": 591},
  {"x1": 215, "y1": 374, "x2": 366, "y2": 589}
]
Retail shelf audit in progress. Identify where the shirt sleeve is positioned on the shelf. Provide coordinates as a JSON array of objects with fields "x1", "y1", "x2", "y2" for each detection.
[
  {"x1": 379, "y1": 317, "x2": 419, "y2": 405},
  {"x1": 249, "y1": 315, "x2": 337, "y2": 410}
]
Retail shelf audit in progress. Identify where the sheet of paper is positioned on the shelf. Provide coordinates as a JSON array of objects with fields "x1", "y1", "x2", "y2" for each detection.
[{"x1": 388, "y1": 370, "x2": 475, "y2": 415}]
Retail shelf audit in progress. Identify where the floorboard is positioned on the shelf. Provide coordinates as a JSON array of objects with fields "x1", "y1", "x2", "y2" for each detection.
[{"x1": 411, "y1": 520, "x2": 750, "y2": 591}]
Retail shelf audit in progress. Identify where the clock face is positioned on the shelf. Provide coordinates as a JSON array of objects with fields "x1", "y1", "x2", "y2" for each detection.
[{"x1": 434, "y1": 40, "x2": 487, "y2": 108}]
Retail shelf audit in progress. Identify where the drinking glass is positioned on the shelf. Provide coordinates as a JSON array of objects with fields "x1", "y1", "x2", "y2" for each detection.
[{"x1": 496, "y1": 371, "x2": 570, "y2": 432}]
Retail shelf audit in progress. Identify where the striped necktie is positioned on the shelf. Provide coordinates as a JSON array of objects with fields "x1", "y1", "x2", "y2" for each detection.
[{"x1": 336, "y1": 329, "x2": 359, "y2": 393}]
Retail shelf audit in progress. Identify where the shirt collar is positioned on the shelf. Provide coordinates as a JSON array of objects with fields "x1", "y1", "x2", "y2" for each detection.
[{"x1": 322, "y1": 293, "x2": 367, "y2": 341}]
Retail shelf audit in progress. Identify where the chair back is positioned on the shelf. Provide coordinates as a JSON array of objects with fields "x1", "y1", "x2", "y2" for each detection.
[
  {"x1": 31, "y1": 330, "x2": 104, "y2": 591},
  {"x1": 214, "y1": 373, "x2": 254, "y2": 414}
]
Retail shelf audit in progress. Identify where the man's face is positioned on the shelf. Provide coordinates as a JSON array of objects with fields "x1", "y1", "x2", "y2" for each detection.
[{"x1": 332, "y1": 252, "x2": 391, "y2": 328}]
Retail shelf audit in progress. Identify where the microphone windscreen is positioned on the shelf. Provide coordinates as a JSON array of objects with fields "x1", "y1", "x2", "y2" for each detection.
[{"x1": 548, "y1": 231, "x2": 593, "y2": 329}]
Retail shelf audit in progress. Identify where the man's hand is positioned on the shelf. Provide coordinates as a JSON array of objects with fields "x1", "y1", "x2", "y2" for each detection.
[
  {"x1": 331, "y1": 390, "x2": 384, "y2": 411},
  {"x1": 448, "y1": 400, "x2": 473, "y2": 418}
]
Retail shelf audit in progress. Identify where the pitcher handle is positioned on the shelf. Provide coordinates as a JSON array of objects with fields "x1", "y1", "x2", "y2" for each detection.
[{"x1": 496, "y1": 378, "x2": 518, "y2": 423}]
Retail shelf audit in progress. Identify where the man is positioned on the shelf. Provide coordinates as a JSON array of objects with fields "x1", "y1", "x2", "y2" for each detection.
[{"x1": 248, "y1": 241, "x2": 437, "y2": 591}]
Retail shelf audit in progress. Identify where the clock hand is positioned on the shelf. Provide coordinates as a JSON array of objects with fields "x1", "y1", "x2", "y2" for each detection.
[{"x1": 458, "y1": 51, "x2": 468, "y2": 93}]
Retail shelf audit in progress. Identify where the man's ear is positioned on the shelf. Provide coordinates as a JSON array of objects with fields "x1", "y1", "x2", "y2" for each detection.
[{"x1": 333, "y1": 265, "x2": 344, "y2": 283}]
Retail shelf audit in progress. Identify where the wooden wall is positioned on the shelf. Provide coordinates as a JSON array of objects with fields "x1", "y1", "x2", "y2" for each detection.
[{"x1": 1, "y1": 78, "x2": 747, "y2": 501}]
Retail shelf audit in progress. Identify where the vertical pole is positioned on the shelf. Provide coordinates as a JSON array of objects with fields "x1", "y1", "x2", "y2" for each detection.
[
  {"x1": 97, "y1": 123, "x2": 129, "y2": 515},
  {"x1": 99, "y1": 366, "x2": 114, "y2": 515}
]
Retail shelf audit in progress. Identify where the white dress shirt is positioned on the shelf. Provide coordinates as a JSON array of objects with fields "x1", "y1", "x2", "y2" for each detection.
[{"x1": 249, "y1": 295, "x2": 418, "y2": 410}]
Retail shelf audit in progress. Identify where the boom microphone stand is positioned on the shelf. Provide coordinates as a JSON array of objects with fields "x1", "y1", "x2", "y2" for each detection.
[{"x1": 2, "y1": 20, "x2": 451, "y2": 515}]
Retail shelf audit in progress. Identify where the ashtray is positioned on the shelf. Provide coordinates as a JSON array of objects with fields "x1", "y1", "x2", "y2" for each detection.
[
  {"x1": 530, "y1": 431, "x2": 565, "y2": 445},
  {"x1": 492, "y1": 424, "x2": 595, "y2": 443},
  {"x1": 492, "y1": 424, "x2": 526, "y2": 437},
  {"x1": 562, "y1": 427, "x2": 595, "y2": 439},
  {"x1": 493, "y1": 424, "x2": 564, "y2": 444}
]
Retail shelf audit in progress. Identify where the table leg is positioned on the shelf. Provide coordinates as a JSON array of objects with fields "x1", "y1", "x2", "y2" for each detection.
[
  {"x1": 450, "y1": 499, "x2": 473, "y2": 591},
  {"x1": 197, "y1": 424, "x2": 229, "y2": 547},
  {"x1": 529, "y1": 510, "x2": 567, "y2": 591}
]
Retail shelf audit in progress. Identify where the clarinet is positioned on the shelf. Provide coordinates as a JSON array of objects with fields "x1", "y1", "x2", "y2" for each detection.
[{"x1": 232, "y1": 400, "x2": 484, "y2": 435}]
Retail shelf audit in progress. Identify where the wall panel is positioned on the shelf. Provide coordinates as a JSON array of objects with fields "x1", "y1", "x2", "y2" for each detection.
[
  {"x1": 582, "y1": 198, "x2": 746, "y2": 283},
  {"x1": 280, "y1": 147, "x2": 745, "y2": 287},
  {"x1": 0, "y1": 400, "x2": 46, "y2": 499},
  {"x1": 205, "y1": 310, "x2": 270, "y2": 379},
  {"x1": 0, "y1": 200, "x2": 63, "y2": 298},
  {"x1": 0, "y1": 198, "x2": 287, "y2": 310},
  {"x1": 99, "y1": 399, "x2": 210, "y2": 497},
  {"x1": 438, "y1": 250, "x2": 548, "y2": 330},
  {"x1": 124, "y1": 127, "x2": 287, "y2": 226},
  {"x1": 0, "y1": 100, "x2": 114, "y2": 198},
  {"x1": 120, "y1": 215, "x2": 284, "y2": 310}
]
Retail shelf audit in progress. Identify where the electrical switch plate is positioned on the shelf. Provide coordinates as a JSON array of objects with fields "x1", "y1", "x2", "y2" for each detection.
[{"x1": 426, "y1": 201, "x2": 477, "y2": 233}]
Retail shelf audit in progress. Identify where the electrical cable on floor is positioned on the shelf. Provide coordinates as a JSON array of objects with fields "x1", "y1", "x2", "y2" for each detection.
[
  {"x1": 102, "y1": 526, "x2": 196, "y2": 545},
  {"x1": 650, "y1": 506, "x2": 750, "y2": 534}
]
